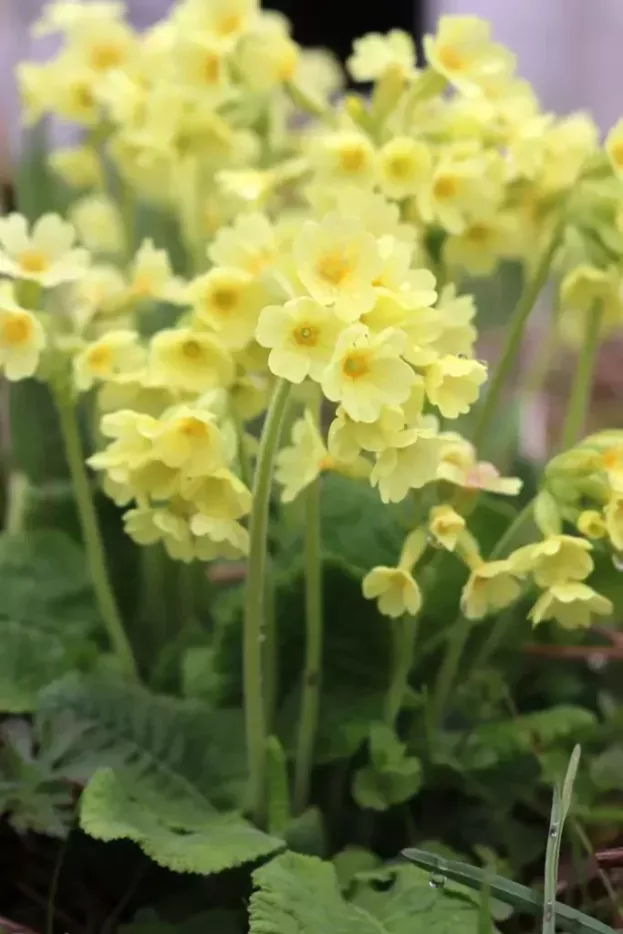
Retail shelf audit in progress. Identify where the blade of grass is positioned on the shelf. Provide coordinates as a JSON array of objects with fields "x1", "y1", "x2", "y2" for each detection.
[
  {"x1": 402, "y1": 849, "x2": 615, "y2": 934},
  {"x1": 543, "y1": 746, "x2": 582, "y2": 934}
]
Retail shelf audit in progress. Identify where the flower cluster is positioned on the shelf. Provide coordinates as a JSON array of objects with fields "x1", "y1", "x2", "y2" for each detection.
[{"x1": 4, "y1": 1, "x2": 621, "y2": 640}]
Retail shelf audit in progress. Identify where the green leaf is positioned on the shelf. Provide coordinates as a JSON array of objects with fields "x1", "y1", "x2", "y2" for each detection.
[
  {"x1": 213, "y1": 558, "x2": 392, "y2": 763},
  {"x1": 0, "y1": 530, "x2": 99, "y2": 711},
  {"x1": 39, "y1": 674, "x2": 247, "y2": 809},
  {"x1": 333, "y1": 847, "x2": 382, "y2": 889},
  {"x1": 80, "y1": 768, "x2": 283, "y2": 875},
  {"x1": 283, "y1": 806, "x2": 326, "y2": 858},
  {"x1": 120, "y1": 908, "x2": 242, "y2": 934},
  {"x1": 368, "y1": 723, "x2": 406, "y2": 771},
  {"x1": 250, "y1": 853, "x2": 488, "y2": 933},
  {"x1": 590, "y1": 746, "x2": 623, "y2": 792},
  {"x1": 279, "y1": 473, "x2": 408, "y2": 571},
  {"x1": 353, "y1": 757, "x2": 423, "y2": 811}
]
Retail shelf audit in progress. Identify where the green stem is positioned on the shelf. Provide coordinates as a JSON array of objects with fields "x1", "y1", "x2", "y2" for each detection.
[
  {"x1": 472, "y1": 220, "x2": 564, "y2": 452},
  {"x1": 231, "y1": 406, "x2": 254, "y2": 492},
  {"x1": 559, "y1": 302, "x2": 603, "y2": 451},
  {"x1": 244, "y1": 378, "x2": 291, "y2": 826},
  {"x1": 54, "y1": 390, "x2": 137, "y2": 679},
  {"x1": 293, "y1": 468, "x2": 323, "y2": 814},
  {"x1": 429, "y1": 499, "x2": 535, "y2": 734},
  {"x1": 384, "y1": 613, "x2": 419, "y2": 726}
]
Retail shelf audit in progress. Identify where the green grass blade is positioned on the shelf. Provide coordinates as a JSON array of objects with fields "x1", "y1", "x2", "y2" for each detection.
[
  {"x1": 402, "y1": 849, "x2": 615, "y2": 934},
  {"x1": 543, "y1": 745, "x2": 582, "y2": 934}
]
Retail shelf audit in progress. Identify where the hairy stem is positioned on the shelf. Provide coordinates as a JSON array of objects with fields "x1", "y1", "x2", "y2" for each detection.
[
  {"x1": 54, "y1": 390, "x2": 137, "y2": 679},
  {"x1": 244, "y1": 378, "x2": 291, "y2": 826},
  {"x1": 384, "y1": 613, "x2": 419, "y2": 726},
  {"x1": 559, "y1": 302, "x2": 603, "y2": 451}
]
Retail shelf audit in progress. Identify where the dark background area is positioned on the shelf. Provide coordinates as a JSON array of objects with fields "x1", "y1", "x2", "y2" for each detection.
[{"x1": 266, "y1": 0, "x2": 424, "y2": 67}]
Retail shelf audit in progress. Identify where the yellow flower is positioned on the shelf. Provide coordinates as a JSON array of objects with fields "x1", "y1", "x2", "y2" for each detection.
[
  {"x1": 295, "y1": 214, "x2": 382, "y2": 323},
  {"x1": 347, "y1": 30, "x2": 416, "y2": 82},
  {"x1": 510, "y1": 535, "x2": 593, "y2": 588},
  {"x1": 362, "y1": 566, "x2": 422, "y2": 619},
  {"x1": 321, "y1": 324, "x2": 415, "y2": 422},
  {"x1": 208, "y1": 212, "x2": 277, "y2": 275},
  {"x1": 530, "y1": 583, "x2": 613, "y2": 630},
  {"x1": 461, "y1": 560, "x2": 523, "y2": 620},
  {"x1": 424, "y1": 355, "x2": 487, "y2": 419},
  {"x1": 256, "y1": 297, "x2": 342, "y2": 383},
  {"x1": 73, "y1": 330, "x2": 145, "y2": 392},
  {"x1": 605, "y1": 496, "x2": 623, "y2": 551},
  {"x1": 606, "y1": 118, "x2": 623, "y2": 179},
  {"x1": 310, "y1": 189, "x2": 416, "y2": 245},
  {"x1": 429, "y1": 285, "x2": 476, "y2": 357},
  {"x1": 424, "y1": 15, "x2": 513, "y2": 93},
  {"x1": 0, "y1": 213, "x2": 89, "y2": 287},
  {"x1": 309, "y1": 131, "x2": 378, "y2": 189},
  {"x1": 190, "y1": 513, "x2": 249, "y2": 560},
  {"x1": 328, "y1": 405, "x2": 404, "y2": 462},
  {"x1": 177, "y1": 0, "x2": 258, "y2": 43},
  {"x1": 149, "y1": 328, "x2": 234, "y2": 393},
  {"x1": 174, "y1": 36, "x2": 231, "y2": 101},
  {"x1": 444, "y1": 214, "x2": 519, "y2": 277},
  {"x1": 128, "y1": 239, "x2": 186, "y2": 305},
  {"x1": 429, "y1": 504, "x2": 466, "y2": 551},
  {"x1": 370, "y1": 425, "x2": 444, "y2": 503},
  {"x1": 577, "y1": 510, "x2": 607, "y2": 540},
  {"x1": 124, "y1": 506, "x2": 195, "y2": 563},
  {"x1": 437, "y1": 437, "x2": 522, "y2": 496},
  {"x1": 275, "y1": 410, "x2": 329, "y2": 503},
  {"x1": 69, "y1": 195, "x2": 125, "y2": 255},
  {"x1": 181, "y1": 468, "x2": 251, "y2": 519},
  {"x1": 71, "y1": 264, "x2": 129, "y2": 330},
  {"x1": 146, "y1": 406, "x2": 227, "y2": 477},
  {"x1": 49, "y1": 145, "x2": 103, "y2": 188},
  {"x1": 378, "y1": 138, "x2": 433, "y2": 200},
  {"x1": 0, "y1": 286, "x2": 46, "y2": 381},
  {"x1": 188, "y1": 267, "x2": 263, "y2": 350},
  {"x1": 237, "y1": 20, "x2": 299, "y2": 90}
]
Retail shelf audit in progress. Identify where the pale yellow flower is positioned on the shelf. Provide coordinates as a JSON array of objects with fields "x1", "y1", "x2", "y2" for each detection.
[
  {"x1": 189, "y1": 267, "x2": 263, "y2": 350},
  {"x1": 0, "y1": 213, "x2": 89, "y2": 287},
  {"x1": 256, "y1": 297, "x2": 342, "y2": 383},
  {"x1": 208, "y1": 212, "x2": 277, "y2": 275},
  {"x1": 362, "y1": 566, "x2": 422, "y2": 619},
  {"x1": 461, "y1": 559, "x2": 523, "y2": 620},
  {"x1": 424, "y1": 355, "x2": 487, "y2": 419},
  {"x1": 309, "y1": 131, "x2": 378, "y2": 190},
  {"x1": 127, "y1": 239, "x2": 186, "y2": 305},
  {"x1": 0, "y1": 286, "x2": 46, "y2": 381},
  {"x1": 181, "y1": 468, "x2": 251, "y2": 519},
  {"x1": 49, "y1": 145, "x2": 103, "y2": 188},
  {"x1": 275, "y1": 410, "x2": 329, "y2": 503},
  {"x1": 73, "y1": 330, "x2": 144, "y2": 392},
  {"x1": 577, "y1": 510, "x2": 607, "y2": 540},
  {"x1": 530, "y1": 583, "x2": 613, "y2": 630},
  {"x1": 321, "y1": 324, "x2": 415, "y2": 423},
  {"x1": 605, "y1": 496, "x2": 623, "y2": 551},
  {"x1": 370, "y1": 425, "x2": 444, "y2": 503},
  {"x1": 328, "y1": 405, "x2": 405, "y2": 462},
  {"x1": 428, "y1": 285, "x2": 477, "y2": 357},
  {"x1": 149, "y1": 328, "x2": 234, "y2": 393},
  {"x1": 378, "y1": 137, "x2": 433, "y2": 200},
  {"x1": 510, "y1": 535, "x2": 593, "y2": 588},
  {"x1": 606, "y1": 118, "x2": 623, "y2": 179},
  {"x1": 444, "y1": 214, "x2": 520, "y2": 277},
  {"x1": 237, "y1": 20, "x2": 299, "y2": 90},
  {"x1": 424, "y1": 15, "x2": 513, "y2": 93},
  {"x1": 295, "y1": 214, "x2": 382, "y2": 323},
  {"x1": 428, "y1": 504, "x2": 465, "y2": 551},
  {"x1": 437, "y1": 437, "x2": 522, "y2": 496},
  {"x1": 348, "y1": 30, "x2": 416, "y2": 82},
  {"x1": 124, "y1": 506, "x2": 195, "y2": 563},
  {"x1": 70, "y1": 195, "x2": 125, "y2": 255},
  {"x1": 146, "y1": 406, "x2": 227, "y2": 477},
  {"x1": 191, "y1": 513, "x2": 249, "y2": 560}
]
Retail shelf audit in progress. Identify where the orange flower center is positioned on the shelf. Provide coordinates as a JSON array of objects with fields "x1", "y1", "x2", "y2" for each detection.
[
  {"x1": 466, "y1": 224, "x2": 491, "y2": 243},
  {"x1": 18, "y1": 249, "x2": 49, "y2": 274},
  {"x1": 216, "y1": 12, "x2": 243, "y2": 36},
  {"x1": 179, "y1": 417, "x2": 207, "y2": 437},
  {"x1": 338, "y1": 145, "x2": 367, "y2": 173},
  {"x1": 86, "y1": 345, "x2": 113, "y2": 372},
  {"x1": 433, "y1": 174, "x2": 459, "y2": 200},
  {"x1": 436, "y1": 44, "x2": 466, "y2": 73},
  {"x1": 316, "y1": 251, "x2": 350, "y2": 287},
  {"x1": 203, "y1": 54, "x2": 221, "y2": 84},
  {"x1": 342, "y1": 351, "x2": 369, "y2": 380},
  {"x1": 293, "y1": 324, "x2": 319, "y2": 347},
  {"x1": 90, "y1": 42, "x2": 126, "y2": 71},
  {"x1": 210, "y1": 286, "x2": 239, "y2": 312},
  {"x1": 181, "y1": 339, "x2": 203, "y2": 360},
  {"x1": 1, "y1": 312, "x2": 33, "y2": 346}
]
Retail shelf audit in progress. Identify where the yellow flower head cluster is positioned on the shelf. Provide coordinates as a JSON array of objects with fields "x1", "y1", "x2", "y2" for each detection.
[{"x1": 6, "y1": 2, "x2": 621, "y2": 645}]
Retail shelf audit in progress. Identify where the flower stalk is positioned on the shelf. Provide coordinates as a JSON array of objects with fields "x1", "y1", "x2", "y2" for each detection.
[
  {"x1": 559, "y1": 301, "x2": 604, "y2": 451},
  {"x1": 244, "y1": 378, "x2": 291, "y2": 826}
]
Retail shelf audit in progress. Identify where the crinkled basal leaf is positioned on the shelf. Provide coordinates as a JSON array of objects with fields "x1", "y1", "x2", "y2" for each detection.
[
  {"x1": 39, "y1": 674, "x2": 247, "y2": 810},
  {"x1": 279, "y1": 473, "x2": 408, "y2": 572},
  {"x1": 81, "y1": 769, "x2": 284, "y2": 875},
  {"x1": 250, "y1": 852, "x2": 490, "y2": 934}
]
